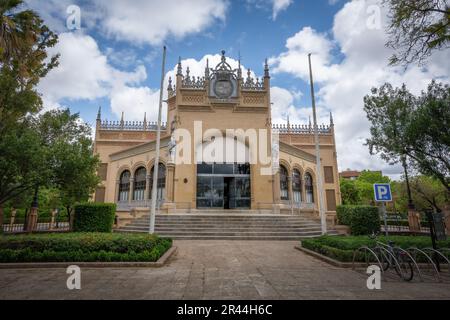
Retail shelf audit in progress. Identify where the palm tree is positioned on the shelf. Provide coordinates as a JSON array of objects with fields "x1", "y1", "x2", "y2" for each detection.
[{"x1": 0, "y1": 0, "x2": 26, "y2": 62}]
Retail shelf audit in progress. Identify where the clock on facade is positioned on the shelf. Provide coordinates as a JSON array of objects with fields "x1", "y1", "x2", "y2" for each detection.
[{"x1": 214, "y1": 80, "x2": 234, "y2": 99}]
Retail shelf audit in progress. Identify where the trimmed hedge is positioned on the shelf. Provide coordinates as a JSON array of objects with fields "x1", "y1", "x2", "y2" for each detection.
[
  {"x1": 302, "y1": 235, "x2": 450, "y2": 262},
  {"x1": 336, "y1": 205, "x2": 380, "y2": 235},
  {"x1": 0, "y1": 233, "x2": 172, "y2": 263},
  {"x1": 73, "y1": 203, "x2": 116, "y2": 233}
]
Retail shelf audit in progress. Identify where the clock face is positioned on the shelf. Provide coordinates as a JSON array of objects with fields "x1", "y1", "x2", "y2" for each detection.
[{"x1": 214, "y1": 80, "x2": 233, "y2": 98}]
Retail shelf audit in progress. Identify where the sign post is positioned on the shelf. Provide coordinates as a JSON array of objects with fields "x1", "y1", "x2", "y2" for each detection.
[{"x1": 374, "y1": 184, "x2": 392, "y2": 237}]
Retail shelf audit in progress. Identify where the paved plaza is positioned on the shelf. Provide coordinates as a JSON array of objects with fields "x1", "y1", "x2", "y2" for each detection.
[{"x1": 0, "y1": 240, "x2": 449, "y2": 300}]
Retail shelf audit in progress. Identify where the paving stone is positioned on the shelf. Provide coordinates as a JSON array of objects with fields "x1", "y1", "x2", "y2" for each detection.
[{"x1": 1, "y1": 240, "x2": 450, "y2": 299}]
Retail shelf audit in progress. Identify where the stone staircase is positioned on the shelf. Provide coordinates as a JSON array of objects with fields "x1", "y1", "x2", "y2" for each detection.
[{"x1": 115, "y1": 212, "x2": 337, "y2": 240}]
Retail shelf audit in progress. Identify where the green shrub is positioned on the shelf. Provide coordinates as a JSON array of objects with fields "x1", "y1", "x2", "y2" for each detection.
[
  {"x1": 0, "y1": 233, "x2": 172, "y2": 263},
  {"x1": 73, "y1": 203, "x2": 116, "y2": 233},
  {"x1": 302, "y1": 235, "x2": 450, "y2": 262},
  {"x1": 336, "y1": 205, "x2": 380, "y2": 235}
]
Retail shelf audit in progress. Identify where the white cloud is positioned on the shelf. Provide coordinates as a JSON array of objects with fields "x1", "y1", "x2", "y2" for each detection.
[
  {"x1": 271, "y1": 87, "x2": 309, "y2": 124},
  {"x1": 269, "y1": 0, "x2": 450, "y2": 177},
  {"x1": 272, "y1": 0, "x2": 293, "y2": 20},
  {"x1": 96, "y1": 0, "x2": 228, "y2": 45},
  {"x1": 25, "y1": 0, "x2": 228, "y2": 46},
  {"x1": 269, "y1": 27, "x2": 339, "y2": 82},
  {"x1": 245, "y1": 0, "x2": 292, "y2": 20},
  {"x1": 37, "y1": 32, "x2": 161, "y2": 121}
]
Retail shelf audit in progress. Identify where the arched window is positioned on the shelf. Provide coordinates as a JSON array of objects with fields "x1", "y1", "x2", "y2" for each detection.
[
  {"x1": 280, "y1": 165, "x2": 289, "y2": 201},
  {"x1": 118, "y1": 170, "x2": 131, "y2": 201},
  {"x1": 305, "y1": 172, "x2": 314, "y2": 203},
  {"x1": 292, "y1": 169, "x2": 302, "y2": 203},
  {"x1": 133, "y1": 167, "x2": 147, "y2": 201},
  {"x1": 150, "y1": 163, "x2": 166, "y2": 200}
]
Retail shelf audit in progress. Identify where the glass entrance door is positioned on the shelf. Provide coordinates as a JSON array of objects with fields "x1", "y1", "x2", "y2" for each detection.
[{"x1": 197, "y1": 163, "x2": 251, "y2": 209}]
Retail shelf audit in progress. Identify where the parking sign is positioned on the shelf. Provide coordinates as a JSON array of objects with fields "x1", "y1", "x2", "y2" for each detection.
[{"x1": 374, "y1": 184, "x2": 392, "y2": 202}]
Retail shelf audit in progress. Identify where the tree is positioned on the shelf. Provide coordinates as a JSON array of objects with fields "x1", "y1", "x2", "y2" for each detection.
[
  {"x1": 384, "y1": 0, "x2": 450, "y2": 66},
  {"x1": 0, "y1": 120, "x2": 50, "y2": 225},
  {"x1": 0, "y1": 0, "x2": 58, "y2": 133},
  {"x1": 397, "y1": 175, "x2": 448, "y2": 212},
  {"x1": 35, "y1": 109, "x2": 101, "y2": 217},
  {"x1": 364, "y1": 83, "x2": 416, "y2": 205},
  {"x1": 339, "y1": 171, "x2": 391, "y2": 206},
  {"x1": 364, "y1": 81, "x2": 450, "y2": 199},
  {"x1": 406, "y1": 81, "x2": 450, "y2": 191},
  {"x1": 339, "y1": 178, "x2": 361, "y2": 205},
  {"x1": 355, "y1": 171, "x2": 391, "y2": 205},
  {"x1": 364, "y1": 83, "x2": 415, "y2": 165},
  {"x1": 0, "y1": 1, "x2": 58, "y2": 230}
]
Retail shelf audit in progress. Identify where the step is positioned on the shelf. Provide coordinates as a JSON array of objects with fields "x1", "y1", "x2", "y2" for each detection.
[
  {"x1": 114, "y1": 232, "x2": 338, "y2": 240},
  {"x1": 116, "y1": 213, "x2": 332, "y2": 240},
  {"x1": 126, "y1": 224, "x2": 322, "y2": 229}
]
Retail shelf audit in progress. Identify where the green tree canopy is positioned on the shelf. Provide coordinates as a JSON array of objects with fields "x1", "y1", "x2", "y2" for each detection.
[
  {"x1": 339, "y1": 171, "x2": 391, "y2": 206},
  {"x1": 406, "y1": 81, "x2": 450, "y2": 190},
  {"x1": 0, "y1": 0, "x2": 58, "y2": 133},
  {"x1": 384, "y1": 0, "x2": 450, "y2": 66},
  {"x1": 35, "y1": 109, "x2": 101, "y2": 215},
  {"x1": 364, "y1": 81, "x2": 450, "y2": 192}
]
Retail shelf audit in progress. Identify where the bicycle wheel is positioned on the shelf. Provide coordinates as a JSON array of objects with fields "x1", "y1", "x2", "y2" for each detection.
[{"x1": 395, "y1": 254, "x2": 414, "y2": 281}]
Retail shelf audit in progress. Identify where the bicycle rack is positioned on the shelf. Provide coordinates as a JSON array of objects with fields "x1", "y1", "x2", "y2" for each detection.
[
  {"x1": 441, "y1": 248, "x2": 450, "y2": 260},
  {"x1": 352, "y1": 246, "x2": 384, "y2": 273},
  {"x1": 407, "y1": 247, "x2": 441, "y2": 282},
  {"x1": 393, "y1": 246, "x2": 423, "y2": 282},
  {"x1": 423, "y1": 248, "x2": 450, "y2": 276},
  {"x1": 374, "y1": 245, "x2": 410, "y2": 281}
]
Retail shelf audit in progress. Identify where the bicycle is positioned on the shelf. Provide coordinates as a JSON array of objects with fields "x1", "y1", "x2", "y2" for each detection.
[{"x1": 370, "y1": 232, "x2": 414, "y2": 282}]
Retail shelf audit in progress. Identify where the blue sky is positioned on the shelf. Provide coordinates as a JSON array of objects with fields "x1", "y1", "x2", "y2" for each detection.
[{"x1": 24, "y1": 0, "x2": 450, "y2": 179}]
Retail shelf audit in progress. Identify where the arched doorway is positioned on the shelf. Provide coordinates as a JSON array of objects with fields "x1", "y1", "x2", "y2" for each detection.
[
  {"x1": 133, "y1": 167, "x2": 146, "y2": 201},
  {"x1": 280, "y1": 165, "x2": 289, "y2": 201},
  {"x1": 197, "y1": 163, "x2": 251, "y2": 209},
  {"x1": 118, "y1": 170, "x2": 131, "y2": 201},
  {"x1": 149, "y1": 163, "x2": 166, "y2": 201},
  {"x1": 292, "y1": 169, "x2": 302, "y2": 203},
  {"x1": 305, "y1": 172, "x2": 314, "y2": 203}
]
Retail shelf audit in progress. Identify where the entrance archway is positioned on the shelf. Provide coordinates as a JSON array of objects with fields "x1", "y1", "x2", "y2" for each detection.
[{"x1": 196, "y1": 163, "x2": 251, "y2": 209}]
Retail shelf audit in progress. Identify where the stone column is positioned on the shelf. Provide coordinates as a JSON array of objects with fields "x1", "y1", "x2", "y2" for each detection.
[
  {"x1": 166, "y1": 163, "x2": 175, "y2": 202},
  {"x1": 114, "y1": 180, "x2": 120, "y2": 202},
  {"x1": 273, "y1": 171, "x2": 281, "y2": 203},
  {"x1": 145, "y1": 175, "x2": 151, "y2": 201},
  {"x1": 129, "y1": 178, "x2": 134, "y2": 203},
  {"x1": 288, "y1": 176, "x2": 293, "y2": 203}
]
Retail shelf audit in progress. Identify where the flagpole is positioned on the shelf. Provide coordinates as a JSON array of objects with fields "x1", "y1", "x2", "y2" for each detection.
[
  {"x1": 308, "y1": 53, "x2": 327, "y2": 235},
  {"x1": 149, "y1": 46, "x2": 167, "y2": 234}
]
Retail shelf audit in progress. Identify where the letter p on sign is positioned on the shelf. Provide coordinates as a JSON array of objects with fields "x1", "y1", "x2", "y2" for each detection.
[{"x1": 374, "y1": 184, "x2": 392, "y2": 202}]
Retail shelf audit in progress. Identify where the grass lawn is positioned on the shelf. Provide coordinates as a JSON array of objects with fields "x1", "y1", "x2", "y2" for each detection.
[
  {"x1": 0, "y1": 232, "x2": 172, "y2": 263},
  {"x1": 301, "y1": 235, "x2": 450, "y2": 263}
]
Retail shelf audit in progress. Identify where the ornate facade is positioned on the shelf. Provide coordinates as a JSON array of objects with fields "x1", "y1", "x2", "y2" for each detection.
[{"x1": 93, "y1": 51, "x2": 341, "y2": 225}]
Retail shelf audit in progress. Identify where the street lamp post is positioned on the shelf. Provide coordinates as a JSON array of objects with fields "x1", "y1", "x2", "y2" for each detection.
[
  {"x1": 149, "y1": 46, "x2": 167, "y2": 234},
  {"x1": 308, "y1": 54, "x2": 327, "y2": 235}
]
